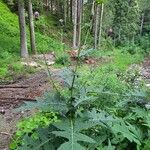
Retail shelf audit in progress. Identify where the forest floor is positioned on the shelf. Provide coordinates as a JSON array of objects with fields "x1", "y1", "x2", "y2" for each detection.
[{"x1": 0, "y1": 56, "x2": 150, "y2": 150}]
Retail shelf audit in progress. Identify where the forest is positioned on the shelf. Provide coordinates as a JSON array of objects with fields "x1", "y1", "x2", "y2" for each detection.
[{"x1": 0, "y1": 0, "x2": 150, "y2": 149}]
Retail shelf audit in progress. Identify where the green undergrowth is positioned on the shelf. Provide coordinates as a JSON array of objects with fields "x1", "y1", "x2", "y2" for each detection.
[
  {"x1": 77, "y1": 48, "x2": 145, "y2": 99},
  {"x1": 10, "y1": 48, "x2": 150, "y2": 149},
  {"x1": 10, "y1": 111, "x2": 59, "y2": 150}
]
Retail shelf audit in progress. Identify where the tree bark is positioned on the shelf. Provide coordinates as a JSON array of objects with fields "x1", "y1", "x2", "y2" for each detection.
[
  {"x1": 70, "y1": 0, "x2": 73, "y2": 22},
  {"x1": 28, "y1": 0, "x2": 36, "y2": 54},
  {"x1": 18, "y1": 0, "x2": 28, "y2": 58},
  {"x1": 94, "y1": 4, "x2": 100, "y2": 49},
  {"x1": 98, "y1": 3, "x2": 104, "y2": 48},
  {"x1": 45, "y1": 0, "x2": 49, "y2": 11},
  {"x1": 72, "y1": 0, "x2": 78, "y2": 49},
  {"x1": 50, "y1": 0, "x2": 53, "y2": 14},
  {"x1": 64, "y1": 0, "x2": 67, "y2": 26},
  {"x1": 66, "y1": 0, "x2": 70, "y2": 22},
  {"x1": 140, "y1": 11, "x2": 145, "y2": 36},
  {"x1": 77, "y1": 0, "x2": 83, "y2": 48}
]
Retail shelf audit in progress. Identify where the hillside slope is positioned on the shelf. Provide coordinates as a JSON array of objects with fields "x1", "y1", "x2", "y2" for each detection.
[
  {"x1": 0, "y1": 1, "x2": 65, "y2": 53},
  {"x1": 0, "y1": 1, "x2": 64, "y2": 79}
]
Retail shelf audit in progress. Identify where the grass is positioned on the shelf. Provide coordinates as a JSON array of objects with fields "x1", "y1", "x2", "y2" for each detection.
[{"x1": 78, "y1": 48, "x2": 145, "y2": 93}]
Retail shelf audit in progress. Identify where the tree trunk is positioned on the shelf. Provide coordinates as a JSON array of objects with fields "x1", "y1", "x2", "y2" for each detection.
[
  {"x1": 45, "y1": 0, "x2": 49, "y2": 11},
  {"x1": 64, "y1": 0, "x2": 67, "y2": 26},
  {"x1": 18, "y1": 0, "x2": 28, "y2": 58},
  {"x1": 67, "y1": 0, "x2": 70, "y2": 22},
  {"x1": 77, "y1": 0, "x2": 83, "y2": 48},
  {"x1": 91, "y1": 0, "x2": 95, "y2": 35},
  {"x1": 70, "y1": 0, "x2": 73, "y2": 22},
  {"x1": 72, "y1": 0, "x2": 77, "y2": 49},
  {"x1": 28, "y1": 0, "x2": 36, "y2": 54},
  {"x1": 94, "y1": 4, "x2": 100, "y2": 49},
  {"x1": 98, "y1": 3, "x2": 104, "y2": 48},
  {"x1": 140, "y1": 11, "x2": 145, "y2": 36},
  {"x1": 50, "y1": 0, "x2": 53, "y2": 13}
]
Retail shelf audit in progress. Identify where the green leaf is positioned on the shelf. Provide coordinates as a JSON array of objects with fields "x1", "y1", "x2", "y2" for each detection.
[
  {"x1": 58, "y1": 68, "x2": 75, "y2": 88},
  {"x1": 143, "y1": 139, "x2": 150, "y2": 150},
  {"x1": 53, "y1": 118, "x2": 97, "y2": 132},
  {"x1": 86, "y1": 109, "x2": 118, "y2": 127},
  {"x1": 112, "y1": 120, "x2": 141, "y2": 145},
  {"x1": 74, "y1": 87, "x2": 98, "y2": 107},
  {"x1": 52, "y1": 131, "x2": 95, "y2": 143},
  {"x1": 52, "y1": 119, "x2": 96, "y2": 149},
  {"x1": 58, "y1": 142, "x2": 85, "y2": 150},
  {"x1": 107, "y1": 140, "x2": 115, "y2": 150},
  {"x1": 15, "y1": 92, "x2": 68, "y2": 114}
]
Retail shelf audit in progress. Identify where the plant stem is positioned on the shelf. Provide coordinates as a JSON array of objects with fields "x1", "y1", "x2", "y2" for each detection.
[{"x1": 43, "y1": 54, "x2": 60, "y2": 94}]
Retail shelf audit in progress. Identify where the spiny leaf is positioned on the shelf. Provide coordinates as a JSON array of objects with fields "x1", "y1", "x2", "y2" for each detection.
[
  {"x1": 86, "y1": 109, "x2": 118, "y2": 127},
  {"x1": 15, "y1": 92, "x2": 68, "y2": 114},
  {"x1": 58, "y1": 68, "x2": 75, "y2": 88},
  {"x1": 52, "y1": 131, "x2": 95, "y2": 143},
  {"x1": 74, "y1": 87, "x2": 98, "y2": 107},
  {"x1": 53, "y1": 118, "x2": 97, "y2": 132},
  {"x1": 58, "y1": 142, "x2": 85, "y2": 150},
  {"x1": 85, "y1": 109, "x2": 141, "y2": 145},
  {"x1": 52, "y1": 119, "x2": 96, "y2": 150},
  {"x1": 112, "y1": 120, "x2": 141, "y2": 145}
]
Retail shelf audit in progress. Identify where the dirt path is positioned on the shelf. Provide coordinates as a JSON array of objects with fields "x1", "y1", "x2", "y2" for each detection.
[{"x1": 0, "y1": 72, "x2": 49, "y2": 109}]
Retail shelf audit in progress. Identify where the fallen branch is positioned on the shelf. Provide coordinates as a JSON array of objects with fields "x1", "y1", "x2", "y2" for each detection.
[
  {"x1": 0, "y1": 85, "x2": 29, "y2": 89},
  {"x1": 0, "y1": 101, "x2": 18, "y2": 104},
  {"x1": 0, "y1": 132, "x2": 12, "y2": 136},
  {"x1": 0, "y1": 97, "x2": 36, "y2": 101}
]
